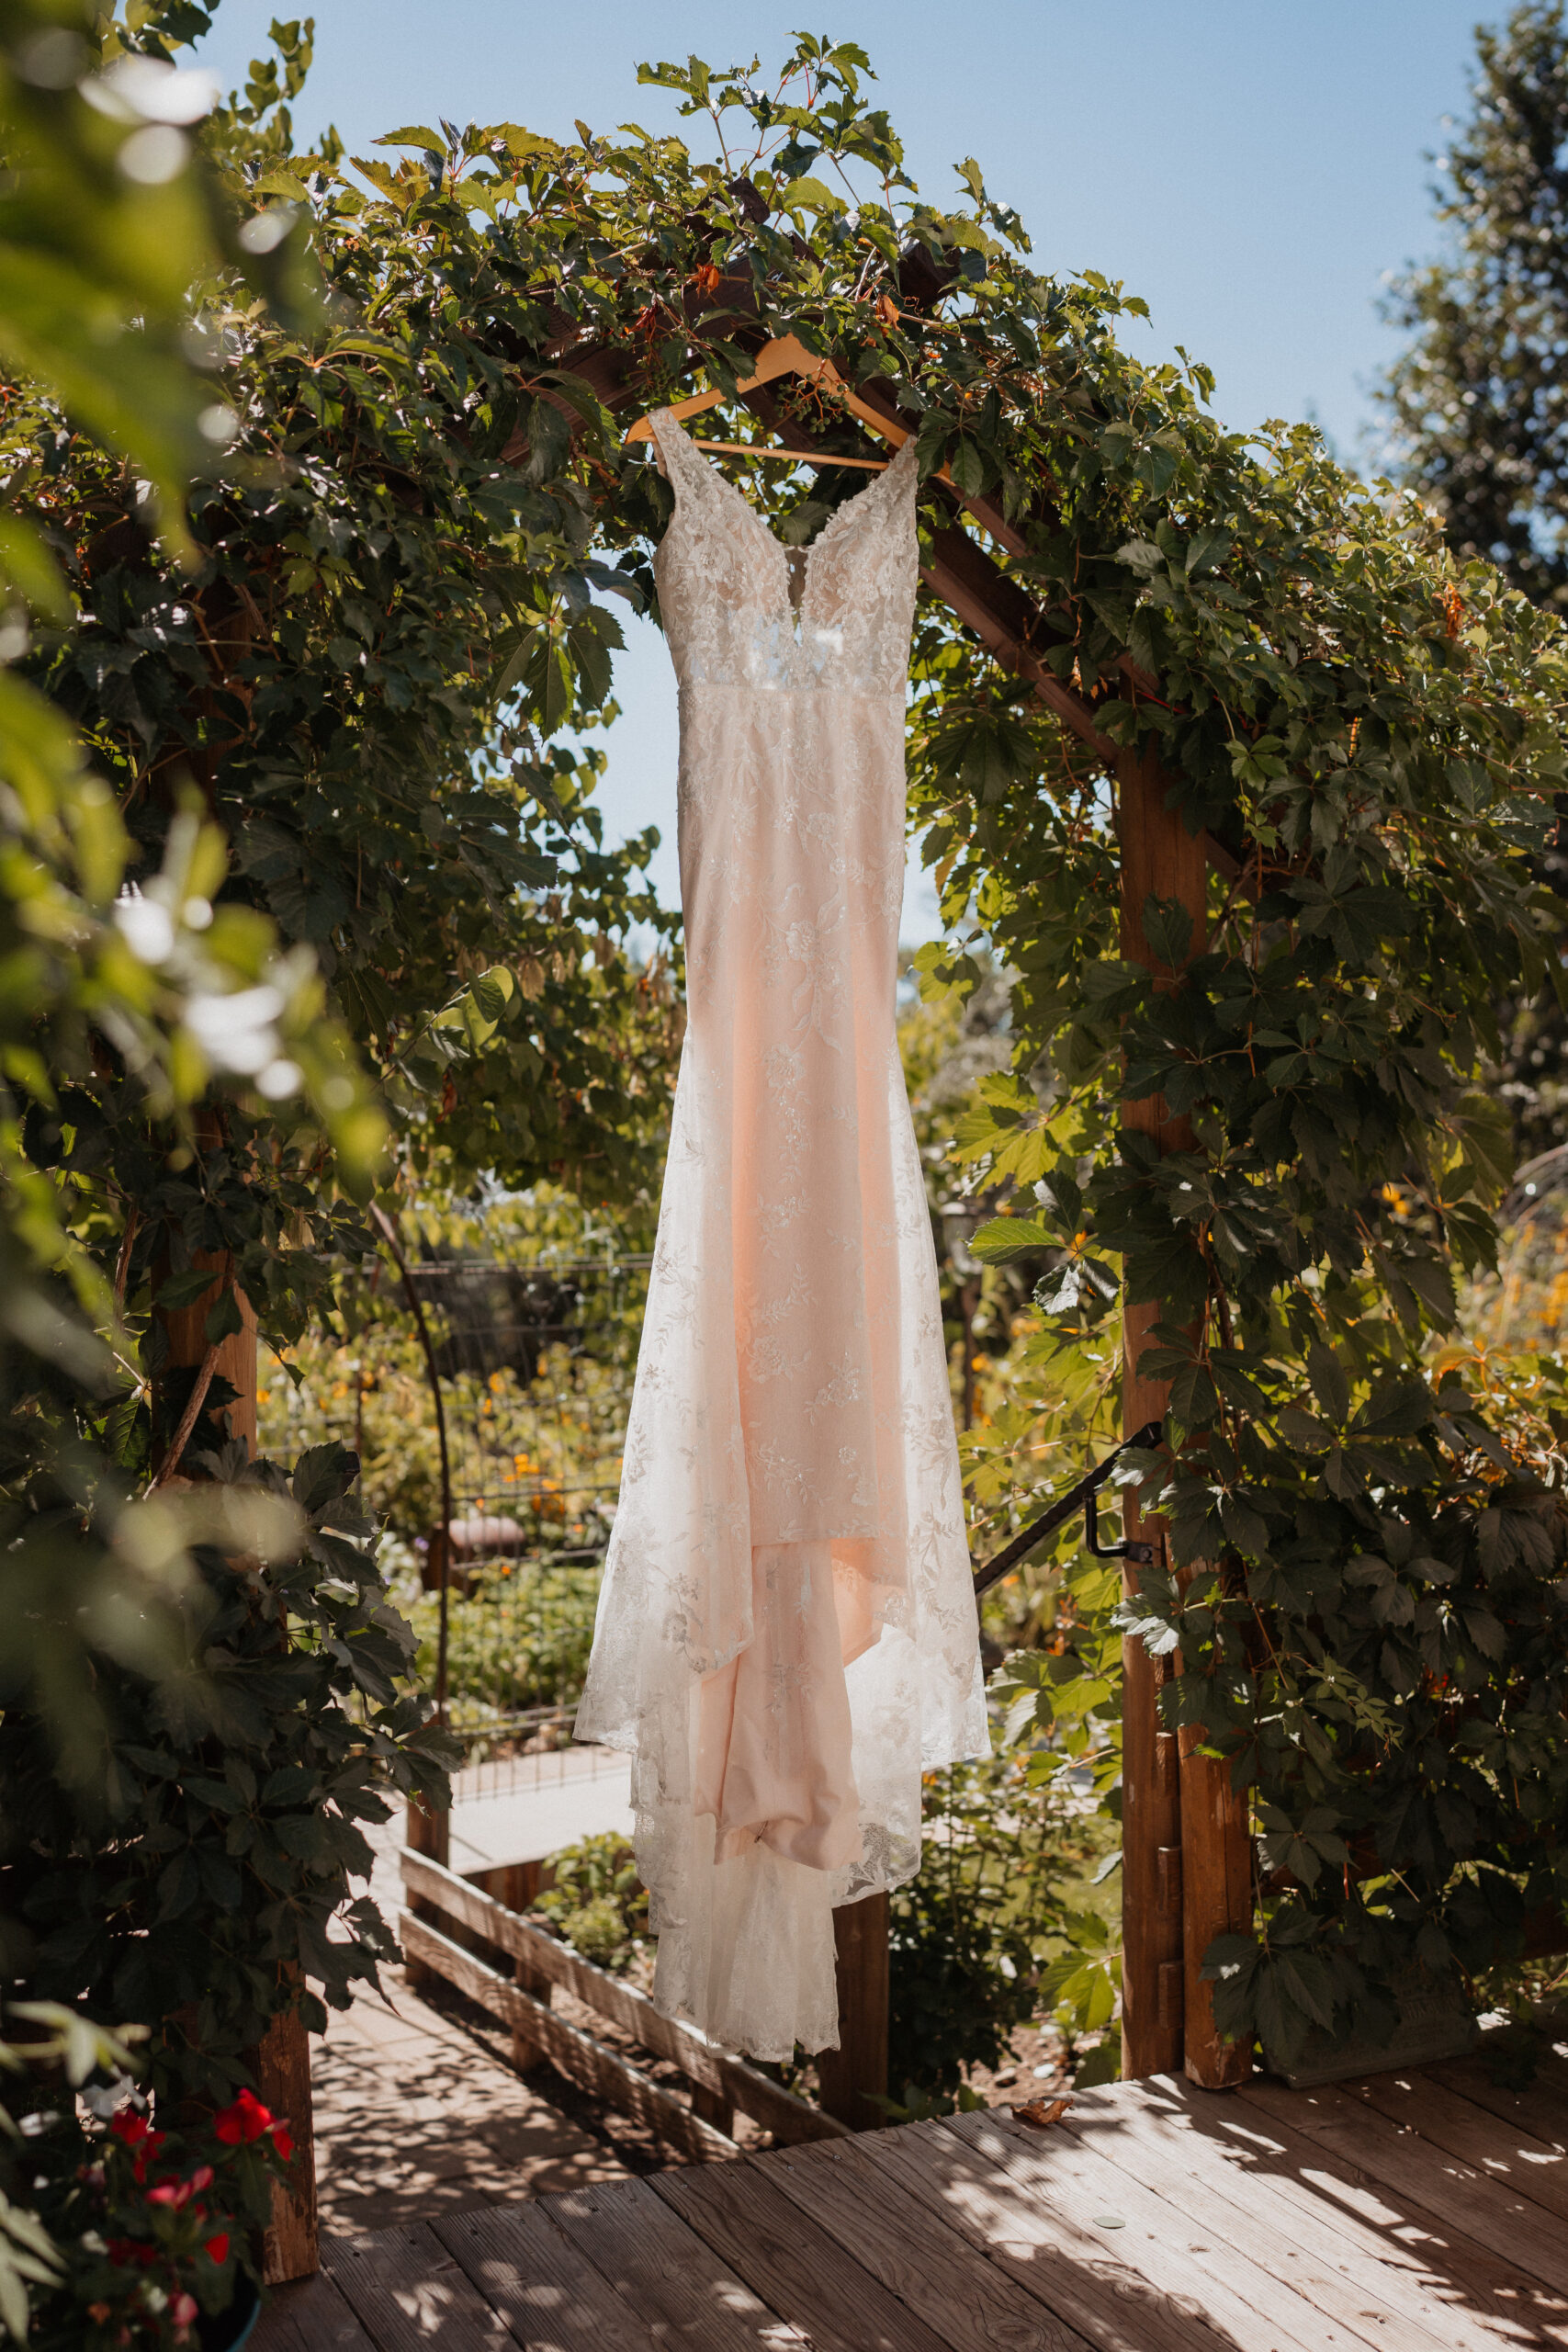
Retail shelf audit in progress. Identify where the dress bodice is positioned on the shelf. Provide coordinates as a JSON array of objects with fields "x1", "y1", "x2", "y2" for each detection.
[{"x1": 649, "y1": 411, "x2": 919, "y2": 700}]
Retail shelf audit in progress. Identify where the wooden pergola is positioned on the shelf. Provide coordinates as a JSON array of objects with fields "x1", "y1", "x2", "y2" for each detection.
[{"x1": 162, "y1": 266, "x2": 1251, "y2": 2286}]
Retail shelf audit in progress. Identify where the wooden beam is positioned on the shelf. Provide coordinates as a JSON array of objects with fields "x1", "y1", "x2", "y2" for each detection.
[
  {"x1": 152, "y1": 1250, "x2": 258, "y2": 1466},
  {"x1": 1179, "y1": 1713, "x2": 1253, "y2": 2091},
  {"x1": 256, "y1": 1984, "x2": 319, "y2": 2289}
]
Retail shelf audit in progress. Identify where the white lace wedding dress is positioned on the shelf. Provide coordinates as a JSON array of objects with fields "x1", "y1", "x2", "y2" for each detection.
[{"x1": 574, "y1": 410, "x2": 987, "y2": 2062}]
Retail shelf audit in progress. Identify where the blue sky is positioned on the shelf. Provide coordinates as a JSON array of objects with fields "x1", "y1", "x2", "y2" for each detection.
[{"x1": 195, "y1": 1, "x2": 1493, "y2": 934}]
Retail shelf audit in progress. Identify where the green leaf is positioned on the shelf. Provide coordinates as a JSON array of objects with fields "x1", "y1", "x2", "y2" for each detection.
[
  {"x1": 204, "y1": 1285, "x2": 243, "y2": 1345},
  {"x1": 778, "y1": 175, "x2": 847, "y2": 215},
  {"x1": 156, "y1": 1267, "x2": 219, "y2": 1311},
  {"x1": 971, "y1": 1216, "x2": 1054, "y2": 1263},
  {"x1": 1140, "y1": 894, "x2": 1192, "y2": 968},
  {"x1": 1305, "y1": 1340, "x2": 1350, "y2": 1426}
]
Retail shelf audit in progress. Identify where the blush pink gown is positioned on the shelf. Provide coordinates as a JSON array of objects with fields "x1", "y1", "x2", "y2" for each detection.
[{"x1": 575, "y1": 411, "x2": 987, "y2": 2061}]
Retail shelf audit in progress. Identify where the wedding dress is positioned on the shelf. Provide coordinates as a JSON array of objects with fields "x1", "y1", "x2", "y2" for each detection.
[{"x1": 574, "y1": 410, "x2": 987, "y2": 2063}]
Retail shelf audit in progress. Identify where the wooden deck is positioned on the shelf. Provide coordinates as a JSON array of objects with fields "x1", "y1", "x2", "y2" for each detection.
[{"x1": 254, "y1": 2054, "x2": 1568, "y2": 2351}]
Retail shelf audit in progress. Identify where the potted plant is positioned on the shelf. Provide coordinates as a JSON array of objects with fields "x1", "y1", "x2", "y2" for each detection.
[{"x1": 14, "y1": 2085, "x2": 294, "y2": 2351}]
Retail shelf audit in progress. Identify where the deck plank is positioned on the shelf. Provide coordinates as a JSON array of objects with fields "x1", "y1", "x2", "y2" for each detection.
[
  {"x1": 1067, "y1": 2077, "x2": 1509, "y2": 2352},
  {"x1": 761, "y1": 2127, "x2": 1104, "y2": 2352},
  {"x1": 431, "y1": 2202, "x2": 663, "y2": 2352},
  {"x1": 320, "y1": 2222, "x2": 518, "y2": 2349},
  {"x1": 946, "y1": 2105, "x2": 1356, "y2": 2352},
  {"x1": 866, "y1": 2111, "x2": 1237, "y2": 2352},
  {"x1": 542, "y1": 2176, "x2": 810, "y2": 2350},
  {"x1": 253, "y1": 2267, "x2": 380, "y2": 2352},
  {"x1": 254, "y1": 2064, "x2": 1568, "y2": 2352},
  {"x1": 653, "y1": 2154, "x2": 960, "y2": 2352},
  {"x1": 1150, "y1": 2072, "x2": 1567, "y2": 2351},
  {"x1": 1241, "y1": 2075, "x2": 1568, "y2": 2302},
  {"x1": 1343, "y1": 2070, "x2": 1568, "y2": 2225},
  {"x1": 1429, "y1": 2052, "x2": 1568, "y2": 2154}
]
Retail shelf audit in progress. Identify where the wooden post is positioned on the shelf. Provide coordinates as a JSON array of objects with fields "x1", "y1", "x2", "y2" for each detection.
[
  {"x1": 817, "y1": 1893, "x2": 889, "y2": 2130},
  {"x1": 255, "y1": 1984, "x2": 318, "y2": 2286},
  {"x1": 1117, "y1": 742, "x2": 1202, "y2": 2084},
  {"x1": 152, "y1": 1136, "x2": 320, "y2": 2280},
  {"x1": 152, "y1": 1252, "x2": 258, "y2": 1467},
  {"x1": 1178, "y1": 1715, "x2": 1253, "y2": 2089}
]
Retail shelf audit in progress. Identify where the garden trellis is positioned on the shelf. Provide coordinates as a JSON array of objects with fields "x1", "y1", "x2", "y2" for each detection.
[
  {"x1": 17, "y1": 21, "x2": 1568, "y2": 2289},
  {"x1": 392, "y1": 1240, "x2": 649, "y2": 1745},
  {"x1": 152, "y1": 40, "x2": 1568, "y2": 2113}
]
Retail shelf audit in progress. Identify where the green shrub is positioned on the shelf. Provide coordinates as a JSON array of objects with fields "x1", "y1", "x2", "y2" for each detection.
[
  {"x1": 532, "y1": 1833, "x2": 648, "y2": 1973},
  {"x1": 410, "y1": 1559, "x2": 602, "y2": 1730},
  {"x1": 0, "y1": 1444, "x2": 453, "y2": 2105},
  {"x1": 888, "y1": 1755, "x2": 1103, "y2": 2099}
]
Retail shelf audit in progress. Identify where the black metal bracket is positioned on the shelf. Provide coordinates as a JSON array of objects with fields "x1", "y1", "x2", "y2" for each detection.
[
  {"x1": 971, "y1": 1419, "x2": 1164, "y2": 1599},
  {"x1": 1084, "y1": 1483, "x2": 1154, "y2": 1568}
]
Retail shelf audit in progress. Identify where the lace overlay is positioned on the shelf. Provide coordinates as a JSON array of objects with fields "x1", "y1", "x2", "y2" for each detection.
[{"x1": 575, "y1": 411, "x2": 987, "y2": 2061}]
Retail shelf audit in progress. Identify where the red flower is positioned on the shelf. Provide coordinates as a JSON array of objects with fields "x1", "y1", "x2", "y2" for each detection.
[
  {"x1": 205, "y1": 2232, "x2": 231, "y2": 2266},
  {"x1": 213, "y1": 2088, "x2": 275, "y2": 2145},
  {"x1": 271, "y1": 2125, "x2": 295, "y2": 2163},
  {"x1": 110, "y1": 2109, "x2": 153, "y2": 2147},
  {"x1": 107, "y1": 2237, "x2": 160, "y2": 2268}
]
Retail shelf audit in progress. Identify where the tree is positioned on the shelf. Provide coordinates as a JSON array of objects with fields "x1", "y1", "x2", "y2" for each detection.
[
  {"x1": 1380, "y1": 2, "x2": 1568, "y2": 611},
  {"x1": 1379, "y1": 5, "x2": 1568, "y2": 1158}
]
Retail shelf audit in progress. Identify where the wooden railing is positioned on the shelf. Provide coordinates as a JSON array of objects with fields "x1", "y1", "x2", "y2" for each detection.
[{"x1": 399, "y1": 1849, "x2": 850, "y2": 2162}]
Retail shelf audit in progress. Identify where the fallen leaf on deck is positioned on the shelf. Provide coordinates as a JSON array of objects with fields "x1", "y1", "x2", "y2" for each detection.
[{"x1": 1011, "y1": 2096, "x2": 1073, "y2": 2128}]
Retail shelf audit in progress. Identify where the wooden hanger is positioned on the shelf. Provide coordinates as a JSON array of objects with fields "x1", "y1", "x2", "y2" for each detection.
[{"x1": 625, "y1": 333, "x2": 921, "y2": 475}]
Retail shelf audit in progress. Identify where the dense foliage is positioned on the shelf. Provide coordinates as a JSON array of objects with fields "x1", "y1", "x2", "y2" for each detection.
[
  {"x1": 0, "y1": 10, "x2": 450, "y2": 2335},
  {"x1": 10, "y1": 0, "x2": 1568, "y2": 2108},
  {"x1": 888, "y1": 1755, "x2": 1107, "y2": 2102}
]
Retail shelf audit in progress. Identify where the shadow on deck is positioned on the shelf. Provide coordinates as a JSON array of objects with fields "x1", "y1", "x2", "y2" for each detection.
[{"x1": 255, "y1": 2052, "x2": 1568, "y2": 2351}]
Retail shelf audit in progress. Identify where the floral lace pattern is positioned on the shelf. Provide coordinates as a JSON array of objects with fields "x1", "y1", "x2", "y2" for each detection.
[{"x1": 575, "y1": 411, "x2": 987, "y2": 2061}]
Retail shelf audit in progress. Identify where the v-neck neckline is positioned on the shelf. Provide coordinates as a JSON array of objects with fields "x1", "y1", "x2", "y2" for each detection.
[{"x1": 656, "y1": 410, "x2": 912, "y2": 599}]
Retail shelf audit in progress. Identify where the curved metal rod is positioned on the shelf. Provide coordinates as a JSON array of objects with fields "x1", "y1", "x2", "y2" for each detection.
[
  {"x1": 971, "y1": 1419, "x2": 1164, "y2": 1600},
  {"x1": 371, "y1": 1204, "x2": 452, "y2": 1724}
]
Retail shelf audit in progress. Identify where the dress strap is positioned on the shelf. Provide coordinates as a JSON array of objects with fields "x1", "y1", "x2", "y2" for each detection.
[{"x1": 646, "y1": 408, "x2": 709, "y2": 493}]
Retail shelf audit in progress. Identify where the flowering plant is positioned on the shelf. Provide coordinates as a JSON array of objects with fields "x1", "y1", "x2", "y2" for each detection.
[{"x1": 22, "y1": 2092, "x2": 293, "y2": 2352}]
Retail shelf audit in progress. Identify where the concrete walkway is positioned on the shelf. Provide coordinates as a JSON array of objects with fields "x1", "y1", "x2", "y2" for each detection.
[{"x1": 446, "y1": 1747, "x2": 633, "y2": 1882}]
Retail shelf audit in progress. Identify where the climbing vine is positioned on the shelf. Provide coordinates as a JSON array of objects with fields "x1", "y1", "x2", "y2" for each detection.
[{"x1": 9, "y1": 7, "x2": 1568, "y2": 2080}]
